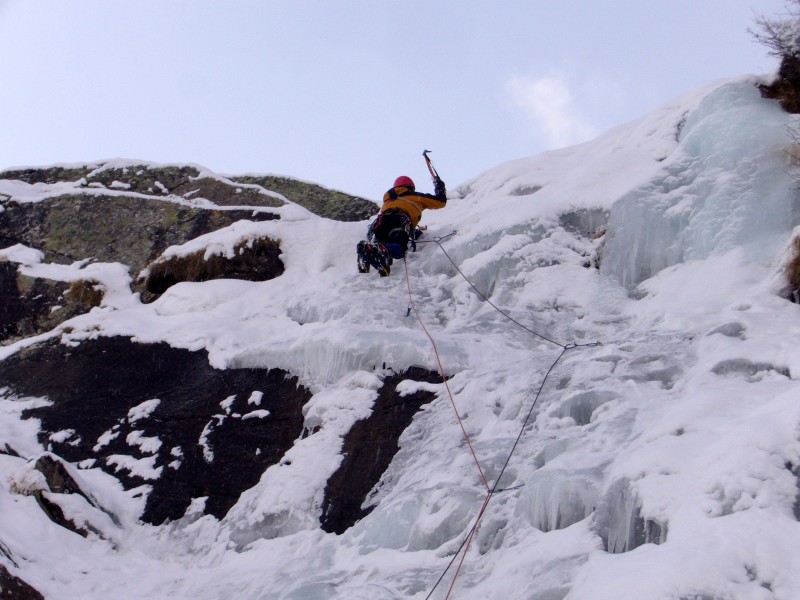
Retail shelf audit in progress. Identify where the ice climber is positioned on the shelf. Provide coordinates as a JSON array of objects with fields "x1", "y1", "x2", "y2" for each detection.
[{"x1": 357, "y1": 174, "x2": 447, "y2": 277}]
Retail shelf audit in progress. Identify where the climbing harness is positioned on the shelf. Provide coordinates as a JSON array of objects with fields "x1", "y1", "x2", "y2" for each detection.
[{"x1": 401, "y1": 235, "x2": 602, "y2": 599}]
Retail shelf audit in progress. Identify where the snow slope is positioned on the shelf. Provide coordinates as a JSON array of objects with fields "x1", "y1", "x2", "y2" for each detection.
[{"x1": 2, "y1": 76, "x2": 800, "y2": 599}]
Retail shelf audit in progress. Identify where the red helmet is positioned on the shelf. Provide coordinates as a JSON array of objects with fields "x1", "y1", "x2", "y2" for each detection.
[{"x1": 393, "y1": 176, "x2": 415, "y2": 189}]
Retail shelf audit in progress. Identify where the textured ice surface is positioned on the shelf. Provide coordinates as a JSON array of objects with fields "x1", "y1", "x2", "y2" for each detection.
[{"x1": 603, "y1": 80, "x2": 800, "y2": 287}]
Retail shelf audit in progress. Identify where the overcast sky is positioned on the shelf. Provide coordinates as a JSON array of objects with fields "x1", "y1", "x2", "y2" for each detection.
[{"x1": 0, "y1": 0, "x2": 788, "y2": 200}]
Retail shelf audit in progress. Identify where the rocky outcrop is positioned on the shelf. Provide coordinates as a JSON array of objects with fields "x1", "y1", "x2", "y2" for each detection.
[
  {"x1": 0, "y1": 264, "x2": 103, "y2": 343},
  {"x1": 0, "y1": 563, "x2": 45, "y2": 600},
  {"x1": 0, "y1": 192, "x2": 282, "y2": 339},
  {"x1": 86, "y1": 165, "x2": 285, "y2": 209},
  {"x1": 759, "y1": 55, "x2": 800, "y2": 113},
  {"x1": 320, "y1": 367, "x2": 441, "y2": 534},
  {"x1": 0, "y1": 336, "x2": 444, "y2": 534},
  {"x1": 33, "y1": 493, "x2": 92, "y2": 539},
  {"x1": 233, "y1": 174, "x2": 378, "y2": 221},
  {"x1": 0, "y1": 161, "x2": 377, "y2": 221},
  {"x1": 1, "y1": 165, "x2": 94, "y2": 185},
  {"x1": 0, "y1": 336, "x2": 313, "y2": 525},
  {"x1": 142, "y1": 237, "x2": 284, "y2": 300},
  {"x1": 0, "y1": 194, "x2": 279, "y2": 277},
  {"x1": 0, "y1": 161, "x2": 377, "y2": 314}
]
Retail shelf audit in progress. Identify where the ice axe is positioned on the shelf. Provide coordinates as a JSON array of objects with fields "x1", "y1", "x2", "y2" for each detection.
[{"x1": 422, "y1": 149, "x2": 440, "y2": 183}]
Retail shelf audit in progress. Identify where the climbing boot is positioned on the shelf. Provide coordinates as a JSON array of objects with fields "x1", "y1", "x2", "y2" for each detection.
[{"x1": 357, "y1": 241, "x2": 370, "y2": 273}]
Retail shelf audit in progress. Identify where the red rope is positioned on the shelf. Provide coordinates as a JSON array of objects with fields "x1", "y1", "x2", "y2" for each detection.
[
  {"x1": 445, "y1": 491, "x2": 493, "y2": 598},
  {"x1": 402, "y1": 257, "x2": 490, "y2": 492},
  {"x1": 403, "y1": 243, "x2": 599, "y2": 599},
  {"x1": 403, "y1": 256, "x2": 495, "y2": 599}
]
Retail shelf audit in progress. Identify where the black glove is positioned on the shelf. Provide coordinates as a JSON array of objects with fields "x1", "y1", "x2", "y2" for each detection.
[{"x1": 434, "y1": 177, "x2": 446, "y2": 200}]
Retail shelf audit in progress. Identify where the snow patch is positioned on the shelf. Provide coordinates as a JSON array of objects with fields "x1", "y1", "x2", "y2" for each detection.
[
  {"x1": 242, "y1": 410, "x2": 270, "y2": 420},
  {"x1": 127, "y1": 399, "x2": 161, "y2": 423},
  {"x1": 106, "y1": 454, "x2": 162, "y2": 480}
]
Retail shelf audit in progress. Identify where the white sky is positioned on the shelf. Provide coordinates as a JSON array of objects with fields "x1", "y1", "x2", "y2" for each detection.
[{"x1": 0, "y1": 0, "x2": 787, "y2": 200}]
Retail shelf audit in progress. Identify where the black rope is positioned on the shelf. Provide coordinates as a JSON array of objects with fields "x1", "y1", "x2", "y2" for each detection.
[
  {"x1": 427, "y1": 238, "x2": 564, "y2": 348},
  {"x1": 490, "y1": 346, "x2": 568, "y2": 496},
  {"x1": 422, "y1": 236, "x2": 604, "y2": 352},
  {"x1": 424, "y1": 529, "x2": 472, "y2": 600},
  {"x1": 424, "y1": 345, "x2": 569, "y2": 600},
  {"x1": 417, "y1": 233, "x2": 604, "y2": 598}
]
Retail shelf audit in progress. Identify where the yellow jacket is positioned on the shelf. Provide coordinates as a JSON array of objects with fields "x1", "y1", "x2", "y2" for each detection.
[{"x1": 380, "y1": 185, "x2": 447, "y2": 228}]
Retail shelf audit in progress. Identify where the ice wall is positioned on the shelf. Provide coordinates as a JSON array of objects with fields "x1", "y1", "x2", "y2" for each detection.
[{"x1": 602, "y1": 80, "x2": 800, "y2": 287}]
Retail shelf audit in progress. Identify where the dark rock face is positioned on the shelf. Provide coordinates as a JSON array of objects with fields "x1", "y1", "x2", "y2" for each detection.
[
  {"x1": 320, "y1": 367, "x2": 442, "y2": 534},
  {"x1": 0, "y1": 162, "x2": 377, "y2": 222},
  {"x1": 0, "y1": 336, "x2": 312, "y2": 525},
  {"x1": 758, "y1": 55, "x2": 800, "y2": 113},
  {"x1": 0, "y1": 263, "x2": 103, "y2": 344},
  {"x1": 143, "y1": 237, "x2": 284, "y2": 300},
  {"x1": 33, "y1": 454, "x2": 93, "y2": 498},
  {"x1": 88, "y1": 165, "x2": 201, "y2": 193},
  {"x1": 0, "y1": 564, "x2": 45, "y2": 600},
  {"x1": 33, "y1": 493, "x2": 91, "y2": 539},
  {"x1": 233, "y1": 175, "x2": 378, "y2": 222},
  {"x1": 0, "y1": 336, "x2": 441, "y2": 533},
  {"x1": 0, "y1": 193, "x2": 283, "y2": 336},
  {"x1": 0, "y1": 195, "x2": 279, "y2": 277},
  {"x1": 28, "y1": 454, "x2": 119, "y2": 538},
  {"x1": 87, "y1": 166, "x2": 285, "y2": 209},
  {"x1": 0, "y1": 166, "x2": 94, "y2": 185},
  {"x1": 170, "y1": 177, "x2": 283, "y2": 209},
  {"x1": 0, "y1": 262, "x2": 60, "y2": 342}
]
